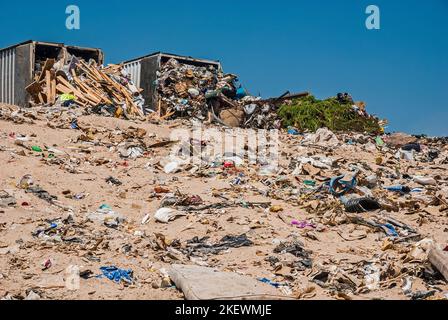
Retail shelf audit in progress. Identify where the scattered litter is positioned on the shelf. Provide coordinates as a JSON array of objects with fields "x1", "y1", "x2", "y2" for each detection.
[
  {"x1": 291, "y1": 220, "x2": 317, "y2": 229},
  {"x1": 0, "y1": 49, "x2": 446, "y2": 302},
  {"x1": 98, "y1": 266, "x2": 134, "y2": 284},
  {"x1": 414, "y1": 176, "x2": 437, "y2": 186},
  {"x1": 364, "y1": 264, "x2": 381, "y2": 291},
  {"x1": 0, "y1": 191, "x2": 16, "y2": 208},
  {"x1": 164, "y1": 162, "x2": 180, "y2": 174},
  {"x1": 340, "y1": 196, "x2": 381, "y2": 213},
  {"x1": 182, "y1": 234, "x2": 253, "y2": 256},
  {"x1": 141, "y1": 213, "x2": 151, "y2": 225},
  {"x1": 154, "y1": 208, "x2": 186, "y2": 224},
  {"x1": 105, "y1": 176, "x2": 122, "y2": 186},
  {"x1": 258, "y1": 278, "x2": 287, "y2": 289}
]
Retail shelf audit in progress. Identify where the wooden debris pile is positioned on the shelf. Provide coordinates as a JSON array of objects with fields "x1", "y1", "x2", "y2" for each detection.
[{"x1": 25, "y1": 58, "x2": 145, "y2": 118}]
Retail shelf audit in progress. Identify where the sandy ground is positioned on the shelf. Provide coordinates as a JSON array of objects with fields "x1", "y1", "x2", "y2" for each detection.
[{"x1": 0, "y1": 107, "x2": 447, "y2": 300}]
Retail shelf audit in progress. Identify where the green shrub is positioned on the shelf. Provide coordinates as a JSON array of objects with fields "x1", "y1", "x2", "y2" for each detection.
[{"x1": 278, "y1": 95, "x2": 381, "y2": 134}]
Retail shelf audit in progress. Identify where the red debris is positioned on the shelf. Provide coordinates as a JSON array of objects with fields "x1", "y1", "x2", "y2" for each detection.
[{"x1": 223, "y1": 161, "x2": 235, "y2": 169}]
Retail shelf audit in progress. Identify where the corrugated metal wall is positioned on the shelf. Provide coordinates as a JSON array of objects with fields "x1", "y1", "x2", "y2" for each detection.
[
  {"x1": 0, "y1": 47, "x2": 16, "y2": 105},
  {"x1": 123, "y1": 60, "x2": 142, "y2": 88}
]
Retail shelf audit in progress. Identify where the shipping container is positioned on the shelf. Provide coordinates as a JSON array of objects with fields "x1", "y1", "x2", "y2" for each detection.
[
  {"x1": 122, "y1": 52, "x2": 221, "y2": 111},
  {"x1": 0, "y1": 40, "x2": 104, "y2": 107}
]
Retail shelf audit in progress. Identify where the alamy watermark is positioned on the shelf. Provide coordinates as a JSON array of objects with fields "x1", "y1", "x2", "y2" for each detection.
[
  {"x1": 365, "y1": 5, "x2": 380, "y2": 30},
  {"x1": 168, "y1": 124, "x2": 280, "y2": 171},
  {"x1": 66, "y1": 5, "x2": 80, "y2": 30},
  {"x1": 64, "y1": 5, "x2": 379, "y2": 31}
]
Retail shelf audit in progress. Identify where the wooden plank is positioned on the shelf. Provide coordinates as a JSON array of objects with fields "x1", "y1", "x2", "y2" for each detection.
[
  {"x1": 82, "y1": 91, "x2": 102, "y2": 105},
  {"x1": 51, "y1": 78, "x2": 56, "y2": 104},
  {"x1": 56, "y1": 76, "x2": 76, "y2": 90},
  {"x1": 55, "y1": 77, "x2": 96, "y2": 105},
  {"x1": 160, "y1": 109, "x2": 175, "y2": 120},
  {"x1": 79, "y1": 84, "x2": 102, "y2": 104},
  {"x1": 71, "y1": 74, "x2": 102, "y2": 104},
  {"x1": 83, "y1": 71, "x2": 100, "y2": 83},
  {"x1": 158, "y1": 99, "x2": 162, "y2": 118},
  {"x1": 45, "y1": 71, "x2": 52, "y2": 104},
  {"x1": 87, "y1": 83, "x2": 107, "y2": 98},
  {"x1": 75, "y1": 61, "x2": 139, "y2": 112},
  {"x1": 38, "y1": 92, "x2": 45, "y2": 104},
  {"x1": 79, "y1": 61, "x2": 103, "y2": 82},
  {"x1": 56, "y1": 83, "x2": 73, "y2": 94},
  {"x1": 97, "y1": 70, "x2": 123, "y2": 93},
  {"x1": 87, "y1": 68, "x2": 126, "y2": 105},
  {"x1": 114, "y1": 80, "x2": 142, "y2": 116},
  {"x1": 37, "y1": 59, "x2": 55, "y2": 82},
  {"x1": 130, "y1": 99, "x2": 143, "y2": 116},
  {"x1": 125, "y1": 96, "x2": 138, "y2": 115},
  {"x1": 111, "y1": 91, "x2": 123, "y2": 102},
  {"x1": 80, "y1": 81, "x2": 107, "y2": 104},
  {"x1": 25, "y1": 81, "x2": 42, "y2": 96},
  {"x1": 56, "y1": 76, "x2": 86, "y2": 99}
]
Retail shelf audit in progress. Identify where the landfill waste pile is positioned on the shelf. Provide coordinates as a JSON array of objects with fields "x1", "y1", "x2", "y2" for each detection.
[
  {"x1": 26, "y1": 56, "x2": 145, "y2": 119},
  {"x1": 0, "y1": 102, "x2": 447, "y2": 300},
  {"x1": 156, "y1": 58, "x2": 271, "y2": 128},
  {"x1": 24, "y1": 52, "x2": 383, "y2": 135},
  {"x1": 156, "y1": 58, "x2": 384, "y2": 132},
  {"x1": 156, "y1": 58, "x2": 221, "y2": 119}
]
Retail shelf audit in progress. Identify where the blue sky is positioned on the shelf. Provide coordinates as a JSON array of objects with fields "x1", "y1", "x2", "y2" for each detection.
[{"x1": 1, "y1": 0, "x2": 447, "y2": 136}]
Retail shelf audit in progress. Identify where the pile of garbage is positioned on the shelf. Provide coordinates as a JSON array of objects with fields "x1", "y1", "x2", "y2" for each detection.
[
  {"x1": 157, "y1": 58, "x2": 220, "y2": 119},
  {"x1": 156, "y1": 58, "x2": 385, "y2": 133},
  {"x1": 278, "y1": 94, "x2": 385, "y2": 134},
  {"x1": 156, "y1": 58, "x2": 282, "y2": 128},
  {"x1": 26, "y1": 56, "x2": 145, "y2": 119},
  {"x1": 22, "y1": 53, "x2": 384, "y2": 135},
  {"x1": 157, "y1": 58, "x2": 251, "y2": 124}
]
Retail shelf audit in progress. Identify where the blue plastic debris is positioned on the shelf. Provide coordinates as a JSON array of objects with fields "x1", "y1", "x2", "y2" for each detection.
[
  {"x1": 70, "y1": 119, "x2": 80, "y2": 130},
  {"x1": 236, "y1": 87, "x2": 247, "y2": 99},
  {"x1": 231, "y1": 173, "x2": 245, "y2": 185},
  {"x1": 287, "y1": 128, "x2": 300, "y2": 135},
  {"x1": 385, "y1": 185, "x2": 411, "y2": 194},
  {"x1": 257, "y1": 278, "x2": 285, "y2": 288},
  {"x1": 328, "y1": 175, "x2": 357, "y2": 197},
  {"x1": 99, "y1": 204, "x2": 112, "y2": 210},
  {"x1": 382, "y1": 223, "x2": 399, "y2": 237},
  {"x1": 98, "y1": 266, "x2": 133, "y2": 284}
]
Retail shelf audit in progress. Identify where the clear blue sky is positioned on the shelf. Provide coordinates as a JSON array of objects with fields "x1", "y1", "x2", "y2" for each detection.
[{"x1": 1, "y1": 0, "x2": 447, "y2": 136}]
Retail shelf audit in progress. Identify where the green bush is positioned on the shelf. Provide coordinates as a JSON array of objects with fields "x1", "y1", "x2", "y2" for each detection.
[{"x1": 278, "y1": 95, "x2": 381, "y2": 134}]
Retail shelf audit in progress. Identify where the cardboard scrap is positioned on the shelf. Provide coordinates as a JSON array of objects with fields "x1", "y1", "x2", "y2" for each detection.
[{"x1": 168, "y1": 264, "x2": 291, "y2": 300}]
